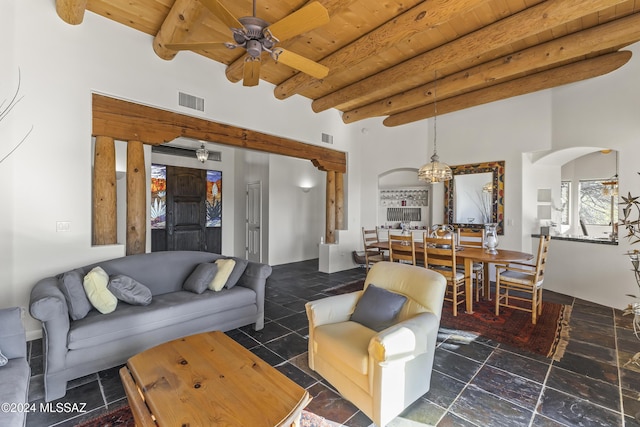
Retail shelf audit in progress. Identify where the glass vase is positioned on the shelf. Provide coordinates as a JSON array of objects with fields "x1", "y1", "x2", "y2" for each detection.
[{"x1": 484, "y1": 223, "x2": 499, "y2": 254}]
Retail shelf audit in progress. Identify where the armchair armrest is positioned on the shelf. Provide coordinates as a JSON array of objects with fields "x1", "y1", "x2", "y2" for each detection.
[
  {"x1": 305, "y1": 291, "x2": 362, "y2": 328},
  {"x1": 369, "y1": 312, "x2": 440, "y2": 364}
]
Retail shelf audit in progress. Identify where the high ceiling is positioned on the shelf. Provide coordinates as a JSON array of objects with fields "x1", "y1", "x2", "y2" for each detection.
[{"x1": 57, "y1": 0, "x2": 640, "y2": 126}]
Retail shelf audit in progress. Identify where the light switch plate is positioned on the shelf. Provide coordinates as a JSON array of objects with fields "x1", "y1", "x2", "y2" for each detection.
[{"x1": 56, "y1": 221, "x2": 71, "y2": 232}]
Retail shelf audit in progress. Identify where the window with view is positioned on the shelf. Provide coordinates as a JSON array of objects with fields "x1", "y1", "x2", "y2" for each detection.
[{"x1": 578, "y1": 179, "x2": 618, "y2": 226}]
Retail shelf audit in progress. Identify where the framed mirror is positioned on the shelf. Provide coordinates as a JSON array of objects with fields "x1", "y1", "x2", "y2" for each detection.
[{"x1": 444, "y1": 160, "x2": 505, "y2": 234}]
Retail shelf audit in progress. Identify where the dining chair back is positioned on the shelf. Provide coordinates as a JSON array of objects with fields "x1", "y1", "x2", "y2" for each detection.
[
  {"x1": 424, "y1": 235, "x2": 466, "y2": 316},
  {"x1": 457, "y1": 228, "x2": 486, "y2": 301},
  {"x1": 388, "y1": 233, "x2": 416, "y2": 265},
  {"x1": 361, "y1": 227, "x2": 385, "y2": 272},
  {"x1": 495, "y1": 235, "x2": 551, "y2": 324}
]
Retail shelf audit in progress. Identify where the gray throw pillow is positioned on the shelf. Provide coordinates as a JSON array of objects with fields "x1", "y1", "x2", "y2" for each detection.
[
  {"x1": 58, "y1": 268, "x2": 93, "y2": 320},
  {"x1": 350, "y1": 284, "x2": 408, "y2": 332},
  {"x1": 0, "y1": 349, "x2": 7, "y2": 367},
  {"x1": 107, "y1": 275, "x2": 152, "y2": 306},
  {"x1": 183, "y1": 263, "x2": 219, "y2": 294},
  {"x1": 224, "y1": 257, "x2": 249, "y2": 289}
]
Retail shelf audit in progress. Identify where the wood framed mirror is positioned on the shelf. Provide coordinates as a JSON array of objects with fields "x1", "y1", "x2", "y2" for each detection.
[{"x1": 444, "y1": 160, "x2": 505, "y2": 234}]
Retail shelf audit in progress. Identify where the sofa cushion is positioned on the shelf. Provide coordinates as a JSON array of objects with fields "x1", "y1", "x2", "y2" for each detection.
[
  {"x1": 224, "y1": 257, "x2": 249, "y2": 289},
  {"x1": 350, "y1": 284, "x2": 407, "y2": 331},
  {"x1": 83, "y1": 267, "x2": 117, "y2": 314},
  {"x1": 67, "y1": 286, "x2": 257, "y2": 350},
  {"x1": 58, "y1": 268, "x2": 93, "y2": 320},
  {"x1": 108, "y1": 275, "x2": 152, "y2": 305},
  {"x1": 183, "y1": 263, "x2": 219, "y2": 294},
  {"x1": 210, "y1": 259, "x2": 236, "y2": 291}
]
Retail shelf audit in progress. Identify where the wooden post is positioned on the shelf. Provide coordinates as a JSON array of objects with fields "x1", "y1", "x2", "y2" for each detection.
[
  {"x1": 335, "y1": 172, "x2": 344, "y2": 230},
  {"x1": 127, "y1": 141, "x2": 146, "y2": 255},
  {"x1": 92, "y1": 136, "x2": 117, "y2": 245},
  {"x1": 325, "y1": 171, "x2": 336, "y2": 243}
]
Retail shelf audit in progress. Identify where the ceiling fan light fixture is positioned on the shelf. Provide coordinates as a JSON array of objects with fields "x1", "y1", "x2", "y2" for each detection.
[
  {"x1": 196, "y1": 143, "x2": 209, "y2": 163},
  {"x1": 418, "y1": 74, "x2": 452, "y2": 184}
]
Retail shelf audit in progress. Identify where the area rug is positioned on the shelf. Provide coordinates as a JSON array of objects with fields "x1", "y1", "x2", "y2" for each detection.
[
  {"x1": 325, "y1": 279, "x2": 571, "y2": 361},
  {"x1": 76, "y1": 405, "x2": 337, "y2": 427}
]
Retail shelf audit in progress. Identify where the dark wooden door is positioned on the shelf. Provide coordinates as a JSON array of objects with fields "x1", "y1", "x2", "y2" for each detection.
[{"x1": 166, "y1": 166, "x2": 206, "y2": 251}]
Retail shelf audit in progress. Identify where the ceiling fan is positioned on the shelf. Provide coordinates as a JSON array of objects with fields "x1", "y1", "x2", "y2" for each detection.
[{"x1": 166, "y1": 0, "x2": 330, "y2": 86}]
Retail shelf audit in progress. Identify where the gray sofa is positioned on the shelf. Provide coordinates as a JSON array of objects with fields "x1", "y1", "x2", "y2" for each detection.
[
  {"x1": 29, "y1": 251, "x2": 272, "y2": 402},
  {"x1": 0, "y1": 307, "x2": 30, "y2": 427}
]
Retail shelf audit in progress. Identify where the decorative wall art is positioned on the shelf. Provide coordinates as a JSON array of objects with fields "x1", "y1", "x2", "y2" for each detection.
[
  {"x1": 150, "y1": 164, "x2": 166, "y2": 229},
  {"x1": 206, "y1": 170, "x2": 222, "y2": 227}
]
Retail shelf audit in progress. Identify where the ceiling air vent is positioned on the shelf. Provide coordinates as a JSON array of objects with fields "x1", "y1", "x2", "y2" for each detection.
[
  {"x1": 321, "y1": 133, "x2": 334, "y2": 144},
  {"x1": 178, "y1": 92, "x2": 205, "y2": 112}
]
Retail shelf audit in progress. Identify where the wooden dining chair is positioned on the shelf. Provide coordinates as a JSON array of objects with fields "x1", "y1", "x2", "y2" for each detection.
[
  {"x1": 457, "y1": 228, "x2": 486, "y2": 301},
  {"x1": 388, "y1": 233, "x2": 416, "y2": 265},
  {"x1": 361, "y1": 227, "x2": 386, "y2": 272},
  {"x1": 495, "y1": 235, "x2": 551, "y2": 324},
  {"x1": 424, "y1": 235, "x2": 466, "y2": 316}
]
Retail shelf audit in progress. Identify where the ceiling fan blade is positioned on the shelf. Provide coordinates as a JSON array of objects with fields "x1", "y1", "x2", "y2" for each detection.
[
  {"x1": 243, "y1": 57, "x2": 261, "y2": 87},
  {"x1": 199, "y1": 0, "x2": 243, "y2": 30},
  {"x1": 265, "y1": 1, "x2": 329, "y2": 42},
  {"x1": 272, "y1": 48, "x2": 328, "y2": 79},
  {"x1": 165, "y1": 42, "x2": 229, "y2": 51}
]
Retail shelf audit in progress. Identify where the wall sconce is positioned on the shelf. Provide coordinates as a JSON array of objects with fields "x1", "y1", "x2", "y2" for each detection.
[{"x1": 301, "y1": 186, "x2": 312, "y2": 193}]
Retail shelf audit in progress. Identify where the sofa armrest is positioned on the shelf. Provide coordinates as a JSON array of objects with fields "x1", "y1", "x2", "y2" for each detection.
[
  {"x1": 235, "y1": 262, "x2": 272, "y2": 330},
  {"x1": 0, "y1": 307, "x2": 27, "y2": 359},
  {"x1": 305, "y1": 291, "x2": 362, "y2": 328},
  {"x1": 368, "y1": 312, "x2": 440, "y2": 364},
  {"x1": 29, "y1": 278, "x2": 70, "y2": 371}
]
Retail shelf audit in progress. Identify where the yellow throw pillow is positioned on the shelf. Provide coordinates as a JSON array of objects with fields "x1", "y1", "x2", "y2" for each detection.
[
  {"x1": 83, "y1": 267, "x2": 117, "y2": 314},
  {"x1": 209, "y1": 259, "x2": 236, "y2": 292}
]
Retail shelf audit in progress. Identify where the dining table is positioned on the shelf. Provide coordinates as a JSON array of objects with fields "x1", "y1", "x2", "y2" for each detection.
[{"x1": 371, "y1": 240, "x2": 533, "y2": 314}]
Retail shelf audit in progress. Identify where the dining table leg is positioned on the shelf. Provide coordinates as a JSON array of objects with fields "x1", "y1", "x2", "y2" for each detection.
[
  {"x1": 464, "y1": 257, "x2": 474, "y2": 313},
  {"x1": 483, "y1": 262, "x2": 491, "y2": 300}
]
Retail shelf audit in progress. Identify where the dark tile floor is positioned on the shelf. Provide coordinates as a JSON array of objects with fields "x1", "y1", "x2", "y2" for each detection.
[{"x1": 24, "y1": 259, "x2": 640, "y2": 427}]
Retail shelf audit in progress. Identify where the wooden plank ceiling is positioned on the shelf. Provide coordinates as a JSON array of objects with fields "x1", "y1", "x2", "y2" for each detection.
[{"x1": 58, "y1": 0, "x2": 640, "y2": 126}]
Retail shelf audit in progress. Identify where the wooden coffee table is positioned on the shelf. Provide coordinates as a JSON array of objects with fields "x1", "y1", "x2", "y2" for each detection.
[{"x1": 119, "y1": 331, "x2": 311, "y2": 427}]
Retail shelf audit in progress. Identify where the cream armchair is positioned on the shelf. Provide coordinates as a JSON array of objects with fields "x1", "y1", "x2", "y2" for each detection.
[{"x1": 306, "y1": 261, "x2": 446, "y2": 427}]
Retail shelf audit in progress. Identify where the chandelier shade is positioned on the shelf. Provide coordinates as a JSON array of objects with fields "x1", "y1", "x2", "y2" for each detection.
[{"x1": 418, "y1": 154, "x2": 452, "y2": 183}]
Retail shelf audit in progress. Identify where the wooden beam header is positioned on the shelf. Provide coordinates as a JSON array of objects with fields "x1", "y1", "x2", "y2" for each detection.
[{"x1": 92, "y1": 93, "x2": 346, "y2": 173}]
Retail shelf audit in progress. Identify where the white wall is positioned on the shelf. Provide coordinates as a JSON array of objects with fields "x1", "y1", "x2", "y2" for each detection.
[
  {"x1": 0, "y1": 0, "x2": 18, "y2": 306},
  {"x1": 268, "y1": 155, "x2": 326, "y2": 265}
]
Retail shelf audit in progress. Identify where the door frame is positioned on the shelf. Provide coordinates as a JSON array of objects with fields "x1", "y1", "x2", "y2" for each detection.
[{"x1": 246, "y1": 181, "x2": 262, "y2": 263}]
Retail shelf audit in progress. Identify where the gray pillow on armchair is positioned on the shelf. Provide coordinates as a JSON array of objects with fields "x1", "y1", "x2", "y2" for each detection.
[{"x1": 350, "y1": 284, "x2": 407, "y2": 332}]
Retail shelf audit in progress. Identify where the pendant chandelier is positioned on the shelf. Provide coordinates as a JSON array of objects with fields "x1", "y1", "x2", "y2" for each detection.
[
  {"x1": 418, "y1": 73, "x2": 452, "y2": 183},
  {"x1": 196, "y1": 142, "x2": 209, "y2": 163}
]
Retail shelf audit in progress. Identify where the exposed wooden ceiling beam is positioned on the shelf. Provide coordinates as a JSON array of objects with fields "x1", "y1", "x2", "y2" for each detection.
[
  {"x1": 343, "y1": 12, "x2": 640, "y2": 124},
  {"x1": 153, "y1": 0, "x2": 208, "y2": 60},
  {"x1": 224, "y1": 0, "x2": 354, "y2": 83},
  {"x1": 383, "y1": 50, "x2": 632, "y2": 127},
  {"x1": 91, "y1": 94, "x2": 346, "y2": 173},
  {"x1": 272, "y1": 0, "x2": 490, "y2": 99},
  {"x1": 311, "y1": 0, "x2": 630, "y2": 114},
  {"x1": 56, "y1": 0, "x2": 87, "y2": 25}
]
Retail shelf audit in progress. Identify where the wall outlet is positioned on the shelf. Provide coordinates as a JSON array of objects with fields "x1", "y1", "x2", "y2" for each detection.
[{"x1": 56, "y1": 221, "x2": 71, "y2": 232}]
